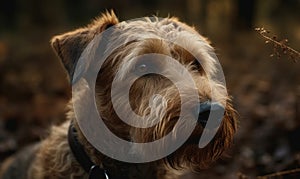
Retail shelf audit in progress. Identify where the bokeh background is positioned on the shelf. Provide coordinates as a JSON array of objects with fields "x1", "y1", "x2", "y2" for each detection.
[{"x1": 0, "y1": 0, "x2": 299, "y2": 178}]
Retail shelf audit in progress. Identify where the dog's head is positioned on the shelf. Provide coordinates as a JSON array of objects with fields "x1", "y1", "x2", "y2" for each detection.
[{"x1": 51, "y1": 11, "x2": 238, "y2": 171}]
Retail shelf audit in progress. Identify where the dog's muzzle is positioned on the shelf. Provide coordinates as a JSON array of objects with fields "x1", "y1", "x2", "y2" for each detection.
[{"x1": 197, "y1": 101, "x2": 225, "y2": 128}]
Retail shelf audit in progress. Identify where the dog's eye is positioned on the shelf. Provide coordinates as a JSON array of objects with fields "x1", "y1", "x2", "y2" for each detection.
[
  {"x1": 137, "y1": 64, "x2": 148, "y2": 73},
  {"x1": 191, "y1": 59, "x2": 204, "y2": 73},
  {"x1": 134, "y1": 58, "x2": 159, "y2": 75}
]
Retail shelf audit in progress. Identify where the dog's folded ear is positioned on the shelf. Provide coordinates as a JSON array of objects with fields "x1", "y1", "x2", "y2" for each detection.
[{"x1": 50, "y1": 10, "x2": 118, "y2": 81}]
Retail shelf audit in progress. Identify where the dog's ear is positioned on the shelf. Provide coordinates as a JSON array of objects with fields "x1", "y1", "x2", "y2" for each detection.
[{"x1": 50, "y1": 10, "x2": 119, "y2": 81}]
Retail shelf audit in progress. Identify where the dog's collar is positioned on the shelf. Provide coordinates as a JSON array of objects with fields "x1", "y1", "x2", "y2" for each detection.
[{"x1": 68, "y1": 123, "x2": 109, "y2": 179}]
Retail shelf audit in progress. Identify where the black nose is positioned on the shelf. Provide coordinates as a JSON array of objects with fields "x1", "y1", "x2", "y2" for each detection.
[{"x1": 197, "y1": 101, "x2": 225, "y2": 128}]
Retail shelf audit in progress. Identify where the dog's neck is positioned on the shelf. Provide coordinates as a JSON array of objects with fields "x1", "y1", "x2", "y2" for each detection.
[{"x1": 68, "y1": 122, "x2": 161, "y2": 179}]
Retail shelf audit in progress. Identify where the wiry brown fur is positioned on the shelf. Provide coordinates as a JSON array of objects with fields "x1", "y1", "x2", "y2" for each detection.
[{"x1": 0, "y1": 10, "x2": 238, "y2": 179}]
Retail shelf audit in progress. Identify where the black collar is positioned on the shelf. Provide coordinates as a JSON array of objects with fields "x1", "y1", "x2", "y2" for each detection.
[{"x1": 68, "y1": 123, "x2": 109, "y2": 179}]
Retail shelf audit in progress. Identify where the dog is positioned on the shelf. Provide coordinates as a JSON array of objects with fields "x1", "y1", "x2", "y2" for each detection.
[{"x1": 0, "y1": 11, "x2": 238, "y2": 179}]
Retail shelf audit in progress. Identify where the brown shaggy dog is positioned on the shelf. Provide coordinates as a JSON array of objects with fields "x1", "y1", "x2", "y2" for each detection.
[{"x1": 0, "y1": 11, "x2": 238, "y2": 179}]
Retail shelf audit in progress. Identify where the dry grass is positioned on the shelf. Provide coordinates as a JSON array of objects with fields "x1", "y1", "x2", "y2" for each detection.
[
  {"x1": 237, "y1": 168, "x2": 300, "y2": 179},
  {"x1": 257, "y1": 168, "x2": 300, "y2": 179}
]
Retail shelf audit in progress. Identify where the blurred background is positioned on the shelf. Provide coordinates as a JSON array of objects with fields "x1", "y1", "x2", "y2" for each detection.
[{"x1": 0, "y1": 0, "x2": 299, "y2": 178}]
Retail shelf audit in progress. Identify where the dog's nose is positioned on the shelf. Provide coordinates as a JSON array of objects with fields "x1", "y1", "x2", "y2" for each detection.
[{"x1": 197, "y1": 101, "x2": 225, "y2": 128}]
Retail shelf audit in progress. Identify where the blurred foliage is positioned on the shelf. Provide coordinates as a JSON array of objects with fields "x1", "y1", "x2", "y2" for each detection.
[{"x1": 0, "y1": 0, "x2": 300, "y2": 178}]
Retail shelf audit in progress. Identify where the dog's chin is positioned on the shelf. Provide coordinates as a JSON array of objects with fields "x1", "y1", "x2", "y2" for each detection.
[
  {"x1": 164, "y1": 144, "x2": 213, "y2": 172},
  {"x1": 163, "y1": 125, "x2": 231, "y2": 171}
]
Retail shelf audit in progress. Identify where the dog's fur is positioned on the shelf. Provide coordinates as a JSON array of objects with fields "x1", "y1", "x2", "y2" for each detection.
[{"x1": 0, "y1": 11, "x2": 238, "y2": 179}]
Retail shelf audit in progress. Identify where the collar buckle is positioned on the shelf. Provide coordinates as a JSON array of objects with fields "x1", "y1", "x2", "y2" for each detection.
[{"x1": 89, "y1": 165, "x2": 109, "y2": 179}]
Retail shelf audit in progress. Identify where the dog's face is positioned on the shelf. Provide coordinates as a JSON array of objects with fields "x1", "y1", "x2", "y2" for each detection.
[{"x1": 51, "y1": 11, "x2": 237, "y2": 171}]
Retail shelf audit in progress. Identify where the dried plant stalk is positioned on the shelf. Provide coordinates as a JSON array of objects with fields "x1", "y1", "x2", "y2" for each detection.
[{"x1": 255, "y1": 27, "x2": 300, "y2": 63}]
